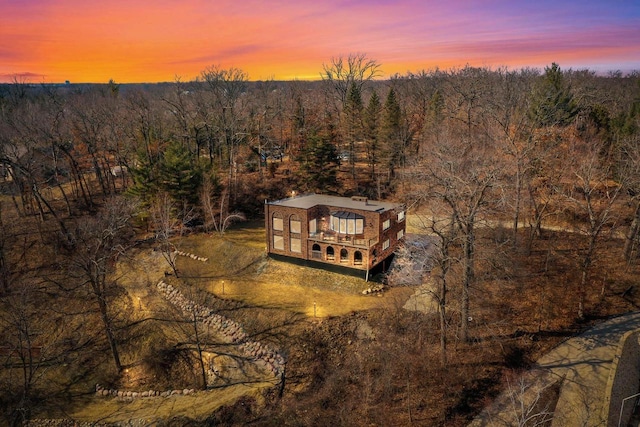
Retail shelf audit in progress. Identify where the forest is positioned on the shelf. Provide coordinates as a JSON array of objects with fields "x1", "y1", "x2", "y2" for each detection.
[{"x1": 1, "y1": 54, "x2": 640, "y2": 426}]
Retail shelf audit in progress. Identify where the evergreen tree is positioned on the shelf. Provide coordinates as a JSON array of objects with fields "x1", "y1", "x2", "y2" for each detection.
[
  {"x1": 158, "y1": 140, "x2": 203, "y2": 206},
  {"x1": 530, "y1": 63, "x2": 578, "y2": 127},
  {"x1": 297, "y1": 132, "x2": 340, "y2": 193},
  {"x1": 342, "y1": 83, "x2": 364, "y2": 181},
  {"x1": 128, "y1": 147, "x2": 160, "y2": 205},
  {"x1": 364, "y1": 91, "x2": 382, "y2": 179},
  {"x1": 129, "y1": 140, "x2": 203, "y2": 209},
  {"x1": 381, "y1": 88, "x2": 403, "y2": 180}
]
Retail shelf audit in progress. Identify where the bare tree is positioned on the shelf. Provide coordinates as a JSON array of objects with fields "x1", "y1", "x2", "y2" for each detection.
[
  {"x1": 504, "y1": 375, "x2": 556, "y2": 427},
  {"x1": 200, "y1": 176, "x2": 246, "y2": 236},
  {"x1": 622, "y1": 135, "x2": 640, "y2": 262},
  {"x1": 391, "y1": 212, "x2": 455, "y2": 366},
  {"x1": 68, "y1": 195, "x2": 137, "y2": 372},
  {"x1": 0, "y1": 280, "x2": 62, "y2": 425},
  {"x1": 321, "y1": 53, "x2": 382, "y2": 108},
  {"x1": 488, "y1": 68, "x2": 539, "y2": 246},
  {"x1": 199, "y1": 65, "x2": 250, "y2": 202},
  {"x1": 151, "y1": 192, "x2": 181, "y2": 276},
  {"x1": 425, "y1": 133, "x2": 499, "y2": 342},
  {"x1": 565, "y1": 144, "x2": 622, "y2": 319}
]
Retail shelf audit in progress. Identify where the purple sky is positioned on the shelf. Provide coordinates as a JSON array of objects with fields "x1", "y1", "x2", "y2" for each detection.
[{"x1": 1, "y1": 0, "x2": 639, "y2": 82}]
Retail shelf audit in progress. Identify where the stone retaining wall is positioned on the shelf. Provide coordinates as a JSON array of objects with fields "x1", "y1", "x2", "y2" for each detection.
[
  {"x1": 156, "y1": 281, "x2": 285, "y2": 378},
  {"x1": 602, "y1": 330, "x2": 640, "y2": 427},
  {"x1": 94, "y1": 384, "x2": 196, "y2": 401},
  {"x1": 93, "y1": 280, "x2": 286, "y2": 402},
  {"x1": 173, "y1": 250, "x2": 208, "y2": 262}
]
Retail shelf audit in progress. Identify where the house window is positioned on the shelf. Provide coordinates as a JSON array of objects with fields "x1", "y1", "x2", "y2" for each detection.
[
  {"x1": 397, "y1": 211, "x2": 405, "y2": 222},
  {"x1": 382, "y1": 239, "x2": 390, "y2": 250},
  {"x1": 290, "y1": 237, "x2": 301, "y2": 253},
  {"x1": 312, "y1": 243, "x2": 321, "y2": 260},
  {"x1": 340, "y1": 248, "x2": 349, "y2": 263},
  {"x1": 383, "y1": 219, "x2": 391, "y2": 230},
  {"x1": 397, "y1": 229, "x2": 404, "y2": 240},
  {"x1": 354, "y1": 251, "x2": 363, "y2": 265},
  {"x1": 290, "y1": 215, "x2": 301, "y2": 234},
  {"x1": 330, "y1": 211, "x2": 365, "y2": 235},
  {"x1": 273, "y1": 235, "x2": 284, "y2": 250},
  {"x1": 339, "y1": 217, "x2": 347, "y2": 234},
  {"x1": 326, "y1": 246, "x2": 335, "y2": 260},
  {"x1": 272, "y1": 214, "x2": 283, "y2": 231},
  {"x1": 309, "y1": 218, "x2": 317, "y2": 235},
  {"x1": 331, "y1": 216, "x2": 340, "y2": 233}
]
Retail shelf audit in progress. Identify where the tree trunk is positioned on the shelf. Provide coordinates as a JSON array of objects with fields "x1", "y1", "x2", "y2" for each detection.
[
  {"x1": 97, "y1": 293, "x2": 122, "y2": 372},
  {"x1": 623, "y1": 199, "x2": 640, "y2": 262},
  {"x1": 461, "y1": 224, "x2": 474, "y2": 343},
  {"x1": 439, "y1": 273, "x2": 447, "y2": 366},
  {"x1": 512, "y1": 164, "x2": 522, "y2": 247},
  {"x1": 578, "y1": 236, "x2": 596, "y2": 320},
  {"x1": 192, "y1": 311, "x2": 208, "y2": 390}
]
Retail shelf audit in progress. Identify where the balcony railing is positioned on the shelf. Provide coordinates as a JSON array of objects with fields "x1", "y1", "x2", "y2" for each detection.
[{"x1": 309, "y1": 232, "x2": 376, "y2": 248}]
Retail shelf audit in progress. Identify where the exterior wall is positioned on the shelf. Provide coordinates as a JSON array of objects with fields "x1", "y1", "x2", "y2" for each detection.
[
  {"x1": 364, "y1": 207, "x2": 406, "y2": 269},
  {"x1": 265, "y1": 204, "x2": 309, "y2": 260},
  {"x1": 265, "y1": 197, "x2": 406, "y2": 272}
]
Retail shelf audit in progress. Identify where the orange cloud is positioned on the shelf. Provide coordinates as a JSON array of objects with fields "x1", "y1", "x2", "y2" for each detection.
[{"x1": 1, "y1": 0, "x2": 638, "y2": 83}]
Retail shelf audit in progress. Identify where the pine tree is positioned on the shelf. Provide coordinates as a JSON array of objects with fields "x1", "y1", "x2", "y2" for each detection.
[
  {"x1": 158, "y1": 140, "x2": 203, "y2": 206},
  {"x1": 364, "y1": 91, "x2": 382, "y2": 179},
  {"x1": 530, "y1": 63, "x2": 578, "y2": 127},
  {"x1": 381, "y1": 88, "x2": 402, "y2": 180},
  {"x1": 297, "y1": 132, "x2": 340, "y2": 193},
  {"x1": 342, "y1": 83, "x2": 364, "y2": 181}
]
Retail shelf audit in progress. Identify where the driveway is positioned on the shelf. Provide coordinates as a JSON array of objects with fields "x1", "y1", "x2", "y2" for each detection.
[{"x1": 469, "y1": 311, "x2": 640, "y2": 427}]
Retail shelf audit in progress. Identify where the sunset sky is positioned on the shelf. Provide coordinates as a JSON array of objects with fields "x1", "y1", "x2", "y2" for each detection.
[{"x1": 1, "y1": 0, "x2": 639, "y2": 83}]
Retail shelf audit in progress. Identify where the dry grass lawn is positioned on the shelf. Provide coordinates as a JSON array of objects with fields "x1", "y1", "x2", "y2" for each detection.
[
  {"x1": 174, "y1": 222, "x2": 414, "y2": 318},
  {"x1": 67, "y1": 221, "x2": 413, "y2": 423}
]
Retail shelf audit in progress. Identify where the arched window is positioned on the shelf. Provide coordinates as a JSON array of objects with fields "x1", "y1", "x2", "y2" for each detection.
[
  {"x1": 340, "y1": 248, "x2": 349, "y2": 263},
  {"x1": 311, "y1": 243, "x2": 321, "y2": 260},
  {"x1": 354, "y1": 251, "x2": 363, "y2": 265},
  {"x1": 326, "y1": 246, "x2": 335, "y2": 261},
  {"x1": 289, "y1": 214, "x2": 301, "y2": 234}
]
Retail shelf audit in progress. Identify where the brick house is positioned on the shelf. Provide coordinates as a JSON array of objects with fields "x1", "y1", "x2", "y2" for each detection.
[{"x1": 265, "y1": 194, "x2": 406, "y2": 280}]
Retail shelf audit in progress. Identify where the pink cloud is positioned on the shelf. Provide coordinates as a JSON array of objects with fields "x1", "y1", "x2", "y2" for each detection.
[{"x1": 0, "y1": 0, "x2": 638, "y2": 83}]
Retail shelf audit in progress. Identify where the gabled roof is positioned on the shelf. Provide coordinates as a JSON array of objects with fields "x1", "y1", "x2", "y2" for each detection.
[{"x1": 267, "y1": 194, "x2": 401, "y2": 213}]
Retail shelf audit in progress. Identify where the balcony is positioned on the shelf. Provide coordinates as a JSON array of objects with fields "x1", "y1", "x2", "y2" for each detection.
[{"x1": 308, "y1": 232, "x2": 375, "y2": 249}]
